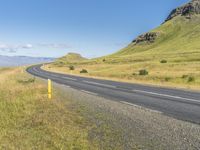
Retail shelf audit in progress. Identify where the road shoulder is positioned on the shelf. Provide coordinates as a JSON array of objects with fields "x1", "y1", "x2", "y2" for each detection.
[{"x1": 54, "y1": 82, "x2": 200, "y2": 150}]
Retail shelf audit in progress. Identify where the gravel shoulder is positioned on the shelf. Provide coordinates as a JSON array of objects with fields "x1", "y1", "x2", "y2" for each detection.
[{"x1": 54, "y1": 82, "x2": 200, "y2": 150}]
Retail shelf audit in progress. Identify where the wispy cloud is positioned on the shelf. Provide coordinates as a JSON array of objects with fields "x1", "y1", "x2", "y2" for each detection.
[
  {"x1": 21, "y1": 44, "x2": 33, "y2": 49},
  {"x1": 37, "y1": 43, "x2": 71, "y2": 49},
  {"x1": 0, "y1": 43, "x2": 71, "y2": 53},
  {"x1": 0, "y1": 44, "x2": 33, "y2": 53}
]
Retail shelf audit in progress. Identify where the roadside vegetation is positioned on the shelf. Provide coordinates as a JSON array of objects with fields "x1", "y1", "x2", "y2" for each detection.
[
  {"x1": 1, "y1": 67, "x2": 148, "y2": 149},
  {"x1": 1, "y1": 67, "x2": 199, "y2": 149},
  {"x1": 0, "y1": 67, "x2": 98, "y2": 149}
]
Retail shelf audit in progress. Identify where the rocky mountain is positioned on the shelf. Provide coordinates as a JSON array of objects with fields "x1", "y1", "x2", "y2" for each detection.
[
  {"x1": 114, "y1": 0, "x2": 200, "y2": 56},
  {"x1": 0, "y1": 55, "x2": 54, "y2": 67},
  {"x1": 128, "y1": 0, "x2": 200, "y2": 47},
  {"x1": 132, "y1": 32, "x2": 158, "y2": 45},
  {"x1": 165, "y1": 0, "x2": 200, "y2": 22}
]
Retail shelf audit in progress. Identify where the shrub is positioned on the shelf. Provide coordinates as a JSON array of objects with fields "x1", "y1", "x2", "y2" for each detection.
[
  {"x1": 182, "y1": 75, "x2": 195, "y2": 82},
  {"x1": 80, "y1": 69, "x2": 88, "y2": 73},
  {"x1": 160, "y1": 60, "x2": 167, "y2": 63},
  {"x1": 182, "y1": 75, "x2": 189, "y2": 79},
  {"x1": 18, "y1": 78, "x2": 35, "y2": 84},
  {"x1": 187, "y1": 76, "x2": 195, "y2": 82},
  {"x1": 69, "y1": 65, "x2": 75, "y2": 70},
  {"x1": 139, "y1": 69, "x2": 148, "y2": 76},
  {"x1": 102, "y1": 58, "x2": 106, "y2": 62},
  {"x1": 164, "y1": 77, "x2": 171, "y2": 82}
]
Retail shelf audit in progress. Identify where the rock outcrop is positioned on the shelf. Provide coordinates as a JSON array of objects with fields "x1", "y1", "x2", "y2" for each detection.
[
  {"x1": 165, "y1": 0, "x2": 200, "y2": 22},
  {"x1": 132, "y1": 32, "x2": 158, "y2": 44}
]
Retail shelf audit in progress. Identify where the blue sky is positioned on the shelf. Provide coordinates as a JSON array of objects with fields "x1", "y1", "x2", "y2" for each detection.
[{"x1": 0, "y1": 0, "x2": 189, "y2": 58}]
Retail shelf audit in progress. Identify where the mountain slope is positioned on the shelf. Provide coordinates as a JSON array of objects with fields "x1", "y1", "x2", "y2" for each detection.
[
  {"x1": 114, "y1": 15, "x2": 200, "y2": 56},
  {"x1": 111, "y1": 0, "x2": 200, "y2": 63},
  {"x1": 112, "y1": 0, "x2": 200, "y2": 59},
  {"x1": 47, "y1": 0, "x2": 200, "y2": 90}
]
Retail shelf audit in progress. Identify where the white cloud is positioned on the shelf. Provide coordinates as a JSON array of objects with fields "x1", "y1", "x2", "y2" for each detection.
[
  {"x1": 37, "y1": 43, "x2": 71, "y2": 49},
  {"x1": 0, "y1": 44, "x2": 8, "y2": 49},
  {"x1": 22, "y1": 44, "x2": 33, "y2": 49},
  {"x1": 0, "y1": 43, "x2": 71, "y2": 54},
  {"x1": 0, "y1": 44, "x2": 33, "y2": 53}
]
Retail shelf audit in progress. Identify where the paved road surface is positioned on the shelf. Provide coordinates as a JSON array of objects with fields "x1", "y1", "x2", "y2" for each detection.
[{"x1": 27, "y1": 64, "x2": 200, "y2": 124}]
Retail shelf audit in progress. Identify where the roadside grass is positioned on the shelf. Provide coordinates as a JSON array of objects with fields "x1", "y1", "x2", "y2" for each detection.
[
  {"x1": 43, "y1": 59, "x2": 200, "y2": 90},
  {"x1": 0, "y1": 67, "x2": 98, "y2": 149}
]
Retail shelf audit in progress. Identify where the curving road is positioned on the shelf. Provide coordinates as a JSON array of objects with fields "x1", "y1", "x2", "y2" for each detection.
[{"x1": 27, "y1": 64, "x2": 200, "y2": 124}]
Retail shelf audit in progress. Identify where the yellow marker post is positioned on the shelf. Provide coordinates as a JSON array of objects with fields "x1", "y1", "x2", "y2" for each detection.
[{"x1": 48, "y1": 79, "x2": 52, "y2": 99}]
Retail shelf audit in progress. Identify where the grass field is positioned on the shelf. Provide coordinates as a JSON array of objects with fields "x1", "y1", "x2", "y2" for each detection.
[
  {"x1": 0, "y1": 67, "x2": 199, "y2": 149},
  {"x1": 0, "y1": 67, "x2": 99, "y2": 149},
  {"x1": 45, "y1": 15, "x2": 200, "y2": 90}
]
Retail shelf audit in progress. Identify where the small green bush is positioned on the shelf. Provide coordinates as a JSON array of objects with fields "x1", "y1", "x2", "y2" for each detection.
[
  {"x1": 182, "y1": 75, "x2": 189, "y2": 79},
  {"x1": 69, "y1": 65, "x2": 75, "y2": 70},
  {"x1": 139, "y1": 69, "x2": 148, "y2": 76},
  {"x1": 182, "y1": 75, "x2": 195, "y2": 82},
  {"x1": 102, "y1": 58, "x2": 106, "y2": 62},
  {"x1": 164, "y1": 77, "x2": 171, "y2": 82},
  {"x1": 80, "y1": 69, "x2": 88, "y2": 73},
  {"x1": 160, "y1": 60, "x2": 167, "y2": 63},
  {"x1": 18, "y1": 78, "x2": 35, "y2": 84},
  {"x1": 187, "y1": 76, "x2": 195, "y2": 82}
]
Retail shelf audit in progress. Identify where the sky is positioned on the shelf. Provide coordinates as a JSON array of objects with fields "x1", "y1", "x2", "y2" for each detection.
[{"x1": 0, "y1": 0, "x2": 189, "y2": 58}]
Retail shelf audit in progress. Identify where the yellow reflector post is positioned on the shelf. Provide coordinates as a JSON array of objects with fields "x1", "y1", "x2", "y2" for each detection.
[{"x1": 48, "y1": 79, "x2": 52, "y2": 99}]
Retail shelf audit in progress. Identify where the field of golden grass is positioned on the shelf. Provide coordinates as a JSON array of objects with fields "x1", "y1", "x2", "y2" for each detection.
[
  {"x1": 44, "y1": 59, "x2": 200, "y2": 91},
  {"x1": 0, "y1": 67, "x2": 98, "y2": 149}
]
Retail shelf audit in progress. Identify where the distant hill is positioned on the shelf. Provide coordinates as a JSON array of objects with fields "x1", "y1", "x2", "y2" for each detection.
[
  {"x1": 55, "y1": 53, "x2": 87, "y2": 64},
  {"x1": 0, "y1": 55, "x2": 54, "y2": 67}
]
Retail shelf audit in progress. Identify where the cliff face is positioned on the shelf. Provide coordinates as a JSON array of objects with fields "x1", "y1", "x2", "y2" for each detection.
[
  {"x1": 165, "y1": 0, "x2": 200, "y2": 22},
  {"x1": 132, "y1": 32, "x2": 158, "y2": 45}
]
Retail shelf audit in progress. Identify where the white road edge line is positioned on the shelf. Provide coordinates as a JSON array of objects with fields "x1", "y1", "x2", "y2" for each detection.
[
  {"x1": 62, "y1": 85, "x2": 71, "y2": 88},
  {"x1": 61, "y1": 76, "x2": 77, "y2": 81},
  {"x1": 81, "y1": 90, "x2": 98, "y2": 96},
  {"x1": 133, "y1": 89, "x2": 200, "y2": 103},
  {"x1": 83, "y1": 80, "x2": 116, "y2": 88},
  {"x1": 120, "y1": 101, "x2": 163, "y2": 114}
]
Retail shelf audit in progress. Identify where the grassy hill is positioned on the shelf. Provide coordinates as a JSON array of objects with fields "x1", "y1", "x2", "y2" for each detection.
[
  {"x1": 111, "y1": 15, "x2": 200, "y2": 62},
  {"x1": 54, "y1": 53, "x2": 87, "y2": 66},
  {"x1": 46, "y1": 0, "x2": 200, "y2": 90}
]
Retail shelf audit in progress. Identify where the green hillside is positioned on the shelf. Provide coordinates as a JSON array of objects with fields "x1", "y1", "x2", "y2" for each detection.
[
  {"x1": 46, "y1": 0, "x2": 200, "y2": 90},
  {"x1": 55, "y1": 53, "x2": 87, "y2": 65},
  {"x1": 110, "y1": 15, "x2": 200, "y2": 62},
  {"x1": 108, "y1": 0, "x2": 200, "y2": 62}
]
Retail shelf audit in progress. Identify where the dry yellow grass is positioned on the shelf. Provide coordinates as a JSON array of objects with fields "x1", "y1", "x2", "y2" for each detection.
[
  {"x1": 43, "y1": 61, "x2": 200, "y2": 91},
  {"x1": 0, "y1": 67, "x2": 98, "y2": 149}
]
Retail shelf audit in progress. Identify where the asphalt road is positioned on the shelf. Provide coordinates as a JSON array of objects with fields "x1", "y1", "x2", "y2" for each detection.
[{"x1": 27, "y1": 64, "x2": 200, "y2": 124}]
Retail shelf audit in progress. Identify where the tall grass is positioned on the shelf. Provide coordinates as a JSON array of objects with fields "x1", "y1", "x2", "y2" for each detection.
[{"x1": 0, "y1": 67, "x2": 97, "y2": 149}]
